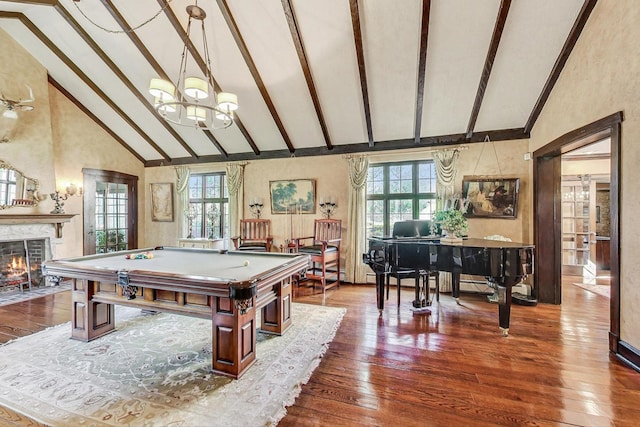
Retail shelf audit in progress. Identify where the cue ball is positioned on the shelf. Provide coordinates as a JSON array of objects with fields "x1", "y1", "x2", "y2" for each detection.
[{"x1": 243, "y1": 260, "x2": 250, "y2": 266}]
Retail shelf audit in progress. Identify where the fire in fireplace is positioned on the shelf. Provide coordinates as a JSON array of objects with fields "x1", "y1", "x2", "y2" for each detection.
[{"x1": 0, "y1": 239, "x2": 47, "y2": 292}]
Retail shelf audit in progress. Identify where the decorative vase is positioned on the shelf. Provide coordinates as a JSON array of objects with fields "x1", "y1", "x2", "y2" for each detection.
[{"x1": 440, "y1": 228, "x2": 463, "y2": 244}]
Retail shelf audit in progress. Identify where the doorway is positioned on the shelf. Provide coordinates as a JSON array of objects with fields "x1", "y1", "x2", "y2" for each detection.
[
  {"x1": 561, "y1": 140, "x2": 611, "y2": 297},
  {"x1": 82, "y1": 169, "x2": 138, "y2": 255},
  {"x1": 533, "y1": 112, "x2": 621, "y2": 354}
]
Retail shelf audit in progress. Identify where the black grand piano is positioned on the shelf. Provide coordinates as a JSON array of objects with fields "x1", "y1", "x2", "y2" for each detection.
[{"x1": 364, "y1": 235, "x2": 534, "y2": 336}]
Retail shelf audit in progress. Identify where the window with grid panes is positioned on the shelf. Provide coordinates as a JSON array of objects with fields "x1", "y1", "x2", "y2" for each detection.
[
  {"x1": 188, "y1": 173, "x2": 229, "y2": 239},
  {"x1": 366, "y1": 160, "x2": 437, "y2": 237},
  {"x1": 0, "y1": 168, "x2": 17, "y2": 206}
]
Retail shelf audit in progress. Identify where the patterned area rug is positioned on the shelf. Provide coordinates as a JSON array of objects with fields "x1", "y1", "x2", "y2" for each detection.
[{"x1": 0, "y1": 303, "x2": 345, "y2": 426}]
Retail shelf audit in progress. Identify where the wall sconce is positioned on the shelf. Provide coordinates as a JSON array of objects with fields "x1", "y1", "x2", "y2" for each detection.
[
  {"x1": 319, "y1": 196, "x2": 337, "y2": 219},
  {"x1": 249, "y1": 198, "x2": 263, "y2": 218},
  {"x1": 49, "y1": 182, "x2": 83, "y2": 214}
]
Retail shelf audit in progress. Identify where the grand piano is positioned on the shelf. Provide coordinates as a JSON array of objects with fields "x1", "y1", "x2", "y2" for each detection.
[{"x1": 364, "y1": 236, "x2": 534, "y2": 335}]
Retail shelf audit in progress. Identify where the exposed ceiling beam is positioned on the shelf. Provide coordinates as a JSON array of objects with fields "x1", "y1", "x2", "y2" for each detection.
[
  {"x1": 414, "y1": 0, "x2": 431, "y2": 144},
  {"x1": 48, "y1": 75, "x2": 145, "y2": 164},
  {"x1": 4, "y1": 0, "x2": 55, "y2": 4},
  {"x1": 281, "y1": 0, "x2": 333, "y2": 150},
  {"x1": 465, "y1": 0, "x2": 511, "y2": 140},
  {"x1": 525, "y1": 0, "x2": 598, "y2": 134},
  {"x1": 349, "y1": 0, "x2": 374, "y2": 147},
  {"x1": 145, "y1": 127, "x2": 529, "y2": 167},
  {"x1": 102, "y1": 0, "x2": 241, "y2": 158},
  {"x1": 0, "y1": 11, "x2": 172, "y2": 161},
  {"x1": 54, "y1": 2, "x2": 200, "y2": 159},
  {"x1": 215, "y1": 0, "x2": 296, "y2": 153}
]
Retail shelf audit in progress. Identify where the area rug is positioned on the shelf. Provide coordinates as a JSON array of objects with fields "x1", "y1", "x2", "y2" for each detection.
[
  {"x1": 0, "y1": 303, "x2": 345, "y2": 426},
  {"x1": 572, "y1": 282, "x2": 611, "y2": 298},
  {"x1": 0, "y1": 283, "x2": 71, "y2": 307}
]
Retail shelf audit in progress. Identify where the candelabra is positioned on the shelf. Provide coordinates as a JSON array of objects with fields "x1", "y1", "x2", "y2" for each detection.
[
  {"x1": 319, "y1": 197, "x2": 337, "y2": 219},
  {"x1": 185, "y1": 206, "x2": 197, "y2": 239},
  {"x1": 248, "y1": 198, "x2": 264, "y2": 218},
  {"x1": 49, "y1": 183, "x2": 82, "y2": 214},
  {"x1": 49, "y1": 191, "x2": 69, "y2": 214}
]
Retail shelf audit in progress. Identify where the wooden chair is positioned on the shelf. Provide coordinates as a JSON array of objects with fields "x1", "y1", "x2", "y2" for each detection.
[
  {"x1": 292, "y1": 219, "x2": 341, "y2": 293},
  {"x1": 231, "y1": 219, "x2": 273, "y2": 252}
]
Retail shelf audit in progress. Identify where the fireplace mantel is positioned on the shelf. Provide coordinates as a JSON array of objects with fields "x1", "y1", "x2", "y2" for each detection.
[{"x1": 0, "y1": 214, "x2": 77, "y2": 238}]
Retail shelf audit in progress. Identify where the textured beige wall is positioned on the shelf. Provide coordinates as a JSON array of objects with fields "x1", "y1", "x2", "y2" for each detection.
[
  {"x1": 0, "y1": 29, "x2": 55, "y2": 207},
  {"x1": 0, "y1": 28, "x2": 144, "y2": 259},
  {"x1": 529, "y1": 0, "x2": 640, "y2": 347},
  {"x1": 561, "y1": 158, "x2": 610, "y2": 176},
  {"x1": 143, "y1": 156, "x2": 352, "y2": 252},
  {"x1": 48, "y1": 86, "x2": 146, "y2": 258}
]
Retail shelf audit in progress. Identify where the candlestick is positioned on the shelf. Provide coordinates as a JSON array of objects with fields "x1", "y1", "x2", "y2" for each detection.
[{"x1": 319, "y1": 197, "x2": 337, "y2": 219}]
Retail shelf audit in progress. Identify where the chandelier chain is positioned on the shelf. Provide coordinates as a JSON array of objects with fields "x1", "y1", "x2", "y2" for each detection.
[{"x1": 72, "y1": 0, "x2": 173, "y2": 34}]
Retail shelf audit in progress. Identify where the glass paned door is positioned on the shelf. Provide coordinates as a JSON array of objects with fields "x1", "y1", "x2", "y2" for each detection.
[
  {"x1": 561, "y1": 175, "x2": 596, "y2": 278},
  {"x1": 95, "y1": 182, "x2": 129, "y2": 253},
  {"x1": 83, "y1": 169, "x2": 138, "y2": 255}
]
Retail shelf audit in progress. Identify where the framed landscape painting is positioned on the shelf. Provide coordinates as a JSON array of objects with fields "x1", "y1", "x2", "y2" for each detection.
[
  {"x1": 461, "y1": 177, "x2": 520, "y2": 219},
  {"x1": 269, "y1": 179, "x2": 316, "y2": 214}
]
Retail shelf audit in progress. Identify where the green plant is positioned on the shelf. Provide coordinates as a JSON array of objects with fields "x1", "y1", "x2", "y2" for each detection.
[{"x1": 433, "y1": 209, "x2": 468, "y2": 237}]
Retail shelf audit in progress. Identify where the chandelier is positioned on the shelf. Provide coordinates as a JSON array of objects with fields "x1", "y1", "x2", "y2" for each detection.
[{"x1": 149, "y1": 2, "x2": 237, "y2": 131}]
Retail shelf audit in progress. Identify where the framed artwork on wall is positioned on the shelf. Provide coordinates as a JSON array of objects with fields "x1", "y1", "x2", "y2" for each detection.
[
  {"x1": 461, "y1": 177, "x2": 520, "y2": 219},
  {"x1": 269, "y1": 179, "x2": 316, "y2": 214},
  {"x1": 150, "y1": 182, "x2": 174, "y2": 222}
]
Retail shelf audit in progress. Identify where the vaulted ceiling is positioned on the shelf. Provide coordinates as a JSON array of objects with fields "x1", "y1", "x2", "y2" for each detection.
[{"x1": 0, "y1": 0, "x2": 595, "y2": 166}]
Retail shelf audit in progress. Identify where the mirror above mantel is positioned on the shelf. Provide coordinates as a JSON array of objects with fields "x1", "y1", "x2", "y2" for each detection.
[{"x1": 0, "y1": 159, "x2": 45, "y2": 210}]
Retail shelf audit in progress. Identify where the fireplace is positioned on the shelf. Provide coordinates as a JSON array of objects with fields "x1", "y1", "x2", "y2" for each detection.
[
  {"x1": 0, "y1": 215, "x2": 71, "y2": 292},
  {"x1": 0, "y1": 238, "x2": 48, "y2": 291}
]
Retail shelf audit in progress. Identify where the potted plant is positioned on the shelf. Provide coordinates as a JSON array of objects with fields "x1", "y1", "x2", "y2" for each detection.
[{"x1": 433, "y1": 209, "x2": 468, "y2": 243}]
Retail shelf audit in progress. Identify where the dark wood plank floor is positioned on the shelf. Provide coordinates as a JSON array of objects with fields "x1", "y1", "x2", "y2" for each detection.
[{"x1": 1, "y1": 278, "x2": 639, "y2": 426}]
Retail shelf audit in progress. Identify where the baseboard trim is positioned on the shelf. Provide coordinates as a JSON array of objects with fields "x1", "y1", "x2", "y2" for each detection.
[{"x1": 616, "y1": 340, "x2": 640, "y2": 373}]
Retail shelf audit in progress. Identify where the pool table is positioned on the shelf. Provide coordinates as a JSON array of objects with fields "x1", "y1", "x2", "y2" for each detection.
[{"x1": 42, "y1": 247, "x2": 310, "y2": 379}]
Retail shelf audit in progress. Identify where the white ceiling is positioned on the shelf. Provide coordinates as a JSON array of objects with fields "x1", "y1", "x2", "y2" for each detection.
[{"x1": 0, "y1": 0, "x2": 592, "y2": 166}]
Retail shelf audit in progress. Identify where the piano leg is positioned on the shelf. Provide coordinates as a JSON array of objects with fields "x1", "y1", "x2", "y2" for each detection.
[
  {"x1": 452, "y1": 272, "x2": 461, "y2": 305},
  {"x1": 376, "y1": 272, "x2": 386, "y2": 315},
  {"x1": 497, "y1": 284, "x2": 513, "y2": 336}
]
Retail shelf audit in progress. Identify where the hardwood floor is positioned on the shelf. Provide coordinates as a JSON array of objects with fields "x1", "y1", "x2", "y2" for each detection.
[{"x1": 1, "y1": 279, "x2": 639, "y2": 426}]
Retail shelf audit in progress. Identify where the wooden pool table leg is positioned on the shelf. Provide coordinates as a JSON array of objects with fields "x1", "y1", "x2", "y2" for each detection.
[
  {"x1": 71, "y1": 279, "x2": 115, "y2": 342},
  {"x1": 211, "y1": 296, "x2": 257, "y2": 379},
  {"x1": 260, "y1": 277, "x2": 293, "y2": 335}
]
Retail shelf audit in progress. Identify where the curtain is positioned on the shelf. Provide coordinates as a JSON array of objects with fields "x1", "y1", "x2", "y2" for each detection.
[
  {"x1": 175, "y1": 166, "x2": 190, "y2": 238},
  {"x1": 433, "y1": 149, "x2": 460, "y2": 209},
  {"x1": 433, "y1": 149, "x2": 460, "y2": 292},
  {"x1": 344, "y1": 155, "x2": 369, "y2": 283},
  {"x1": 226, "y1": 162, "x2": 245, "y2": 240}
]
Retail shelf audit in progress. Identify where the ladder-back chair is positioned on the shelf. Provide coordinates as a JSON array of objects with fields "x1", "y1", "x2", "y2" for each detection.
[
  {"x1": 231, "y1": 219, "x2": 273, "y2": 252},
  {"x1": 293, "y1": 219, "x2": 341, "y2": 293}
]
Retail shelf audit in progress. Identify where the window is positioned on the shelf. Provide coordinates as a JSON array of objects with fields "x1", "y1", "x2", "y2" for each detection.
[
  {"x1": 366, "y1": 160, "x2": 437, "y2": 237},
  {"x1": 0, "y1": 168, "x2": 17, "y2": 206},
  {"x1": 188, "y1": 173, "x2": 229, "y2": 239}
]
